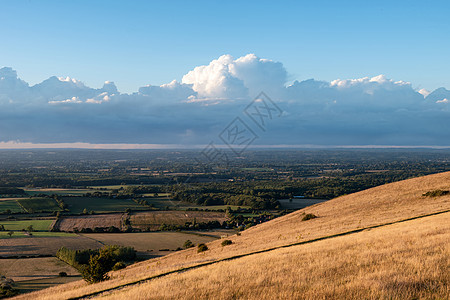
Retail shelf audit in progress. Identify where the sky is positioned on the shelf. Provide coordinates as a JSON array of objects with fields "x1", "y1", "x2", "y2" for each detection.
[
  {"x1": 1, "y1": 0, "x2": 450, "y2": 93},
  {"x1": 0, "y1": 1, "x2": 449, "y2": 148}
]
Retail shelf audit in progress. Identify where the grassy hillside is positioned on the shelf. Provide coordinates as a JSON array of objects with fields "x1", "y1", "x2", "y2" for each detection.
[
  {"x1": 14, "y1": 171, "x2": 450, "y2": 299},
  {"x1": 100, "y1": 212, "x2": 450, "y2": 299}
]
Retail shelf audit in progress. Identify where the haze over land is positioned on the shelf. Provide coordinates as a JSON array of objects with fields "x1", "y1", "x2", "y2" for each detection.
[{"x1": 0, "y1": 56, "x2": 449, "y2": 147}]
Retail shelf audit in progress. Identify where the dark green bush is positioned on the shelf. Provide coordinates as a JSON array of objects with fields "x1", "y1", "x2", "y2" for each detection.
[
  {"x1": 57, "y1": 245, "x2": 136, "y2": 270},
  {"x1": 112, "y1": 261, "x2": 126, "y2": 271},
  {"x1": 183, "y1": 240, "x2": 194, "y2": 249},
  {"x1": 0, "y1": 276, "x2": 18, "y2": 298},
  {"x1": 81, "y1": 251, "x2": 115, "y2": 283},
  {"x1": 197, "y1": 243, "x2": 208, "y2": 253},
  {"x1": 302, "y1": 213, "x2": 317, "y2": 221},
  {"x1": 221, "y1": 239, "x2": 233, "y2": 246},
  {"x1": 422, "y1": 190, "x2": 449, "y2": 197},
  {"x1": 58, "y1": 272, "x2": 68, "y2": 277}
]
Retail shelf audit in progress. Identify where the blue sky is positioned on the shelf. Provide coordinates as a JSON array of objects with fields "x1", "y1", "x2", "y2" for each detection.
[
  {"x1": 1, "y1": 0, "x2": 450, "y2": 93},
  {"x1": 0, "y1": 1, "x2": 450, "y2": 147}
]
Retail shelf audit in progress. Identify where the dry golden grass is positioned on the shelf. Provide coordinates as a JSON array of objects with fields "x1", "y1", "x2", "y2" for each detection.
[
  {"x1": 101, "y1": 212, "x2": 450, "y2": 299},
  {"x1": 14, "y1": 171, "x2": 450, "y2": 300}
]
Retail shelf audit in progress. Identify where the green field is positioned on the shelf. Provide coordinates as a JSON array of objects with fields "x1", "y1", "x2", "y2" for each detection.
[
  {"x1": 142, "y1": 193, "x2": 170, "y2": 197},
  {"x1": 23, "y1": 188, "x2": 93, "y2": 196},
  {"x1": 142, "y1": 197, "x2": 249, "y2": 211},
  {"x1": 62, "y1": 196, "x2": 148, "y2": 214},
  {"x1": 0, "y1": 231, "x2": 75, "y2": 238},
  {"x1": 0, "y1": 199, "x2": 25, "y2": 213},
  {"x1": 90, "y1": 184, "x2": 158, "y2": 190},
  {"x1": 17, "y1": 198, "x2": 62, "y2": 213},
  {"x1": 0, "y1": 219, "x2": 53, "y2": 231},
  {"x1": 89, "y1": 185, "x2": 128, "y2": 190},
  {"x1": 241, "y1": 167, "x2": 274, "y2": 171}
]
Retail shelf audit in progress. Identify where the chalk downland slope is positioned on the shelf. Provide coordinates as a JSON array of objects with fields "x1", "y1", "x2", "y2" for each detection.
[{"x1": 15, "y1": 172, "x2": 450, "y2": 299}]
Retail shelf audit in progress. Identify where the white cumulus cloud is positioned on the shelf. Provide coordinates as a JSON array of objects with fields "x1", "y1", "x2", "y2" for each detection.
[
  {"x1": 182, "y1": 54, "x2": 287, "y2": 100},
  {"x1": 1, "y1": 56, "x2": 450, "y2": 146}
]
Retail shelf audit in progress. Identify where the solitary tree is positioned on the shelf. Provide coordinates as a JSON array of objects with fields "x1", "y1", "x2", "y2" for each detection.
[{"x1": 7, "y1": 231, "x2": 14, "y2": 237}]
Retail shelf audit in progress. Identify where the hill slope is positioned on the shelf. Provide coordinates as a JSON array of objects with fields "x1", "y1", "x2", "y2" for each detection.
[
  {"x1": 102, "y1": 212, "x2": 450, "y2": 299},
  {"x1": 15, "y1": 171, "x2": 450, "y2": 299}
]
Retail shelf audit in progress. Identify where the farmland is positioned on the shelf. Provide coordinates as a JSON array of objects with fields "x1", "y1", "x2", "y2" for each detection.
[
  {"x1": 15, "y1": 276, "x2": 81, "y2": 295},
  {"x1": 277, "y1": 198, "x2": 327, "y2": 209},
  {"x1": 0, "y1": 149, "x2": 449, "y2": 298},
  {"x1": 16, "y1": 198, "x2": 61, "y2": 213},
  {"x1": 0, "y1": 257, "x2": 78, "y2": 281},
  {"x1": 79, "y1": 231, "x2": 226, "y2": 257},
  {"x1": 0, "y1": 219, "x2": 53, "y2": 231},
  {"x1": 22, "y1": 188, "x2": 93, "y2": 196},
  {"x1": 0, "y1": 235, "x2": 101, "y2": 257},
  {"x1": 61, "y1": 197, "x2": 146, "y2": 214},
  {"x1": 0, "y1": 231, "x2": 74, "y2": 239},
  {"x1": 54, "y1": 214, "x2": 124, "y2": 232},
  {"x1": 130, "y1": 211, "x2": 228, "y2": 231},
  {"x1": 17, "y1": 171, "x2": 450, "y2": 300},
  {"x1": 0, "y1": 199, "x2": 24, "y2": 213}
]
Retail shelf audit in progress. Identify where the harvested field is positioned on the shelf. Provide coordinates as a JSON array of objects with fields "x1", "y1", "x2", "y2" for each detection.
[
  {"x1": 0, "y1": 235, "x2": 102, "y2": 257},
  {"x1": 62, "y1": 197, "x2": 145, "y2": 214},
  {"x1": 130, "y1": 211, "x2": 228, "y2": 231},
  {"x1": 54, "y1": 214, "x2": 124, "y2": 232},
  {"x1": 0, "y1": 257, "x2": 79, "y2": 281},
  {"x1": 81, "y1": 232, "x2": 220, "y2": 257},
  {"x1": 16, "y1": 276, "x2": 81, "y2": 294}
]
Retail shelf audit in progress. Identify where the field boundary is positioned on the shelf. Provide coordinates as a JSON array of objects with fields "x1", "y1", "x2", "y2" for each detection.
[
  {"x1": 68, "y1": 208, "x2": 450, "y2": 300},
  {"x1": 14, "y1": 199, "x2": 28, "y2": 213}
]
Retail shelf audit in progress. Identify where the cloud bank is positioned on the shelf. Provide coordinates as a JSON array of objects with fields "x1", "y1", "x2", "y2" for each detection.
[{"x1": 0, "y1": 54, "x2": 449, "y2": 147}]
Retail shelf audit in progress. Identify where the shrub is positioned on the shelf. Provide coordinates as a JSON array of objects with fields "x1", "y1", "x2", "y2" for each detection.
[
  {"x1": 302, "y1": 213, "x2": 317, "y2": 221},
  {"x1": 58, "y1": 272, "x2": 68, "y2": 277},
  {"x1": 197, "y1": 243, "x2": 208, "y2": 253},
  {"x1": 0, "y1": 277, "x2": 18, "y2": 298},
  {"x1": 422, "y1": 190, "x2": 449, "y2": 197},
  {"x1": 221, "y1": 239, "x2": 233, "y2": 246},
  {"x1": 111, "y1": 261, "x2": 126, "y2": 271},
  {"x1": 183, "y1": 240, "x2": 194, "y2": 249}
]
